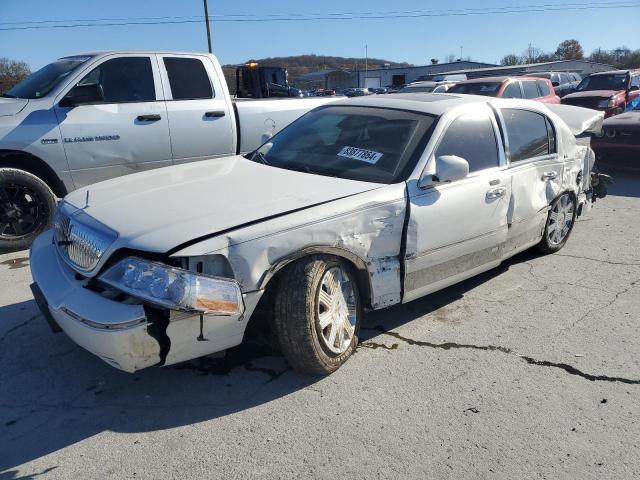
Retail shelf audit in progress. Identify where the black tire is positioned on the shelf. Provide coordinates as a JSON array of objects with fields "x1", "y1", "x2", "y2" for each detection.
[
  {"x1": 0, "y1": 168, "x2": 57, "y2": 250},
  {"x1": 536, "y1": 192, "x2": 577, "y2": 254},
  {"x1": 273, "y1": 255, "x2": 362, "y2": 375}
]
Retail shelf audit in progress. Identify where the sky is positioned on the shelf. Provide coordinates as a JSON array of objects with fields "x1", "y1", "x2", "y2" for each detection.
[{"x1": 0, "y1": 0, "x2": 639, "y2": 70}]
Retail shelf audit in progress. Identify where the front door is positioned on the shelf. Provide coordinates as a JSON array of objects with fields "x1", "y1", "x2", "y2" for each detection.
[
  {"x1": 404, "y1": 108, "x2": 511, "y2": 302},
  {"x1": 56, "y1": 55, "x2": 171, "y2": 188}
]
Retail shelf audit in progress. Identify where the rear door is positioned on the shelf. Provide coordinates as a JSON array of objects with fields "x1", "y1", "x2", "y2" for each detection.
[
  {"x1": 404, "y1": 106, "x2": 511, "y2": 302},
  {"x1": 56, "y1": 54, "x2": 171, "y2": 188},
  {"x1": 158, "y1": 54, "x2": 234, "y2": 164},
  {"x1": 499, "y1": 107, "x2": 564, "y2": 257}
]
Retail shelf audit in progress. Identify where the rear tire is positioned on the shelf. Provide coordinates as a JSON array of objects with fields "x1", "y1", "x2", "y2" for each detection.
[
  {"x1": 536, "y1": 192, "x2": 576, "y2": 254},
  {"x1": 0, "y1": 168, "x2": 56, "y2": 250},
  {"x1": 273, "y1": 255, "x2": 361, "y2": 375}
]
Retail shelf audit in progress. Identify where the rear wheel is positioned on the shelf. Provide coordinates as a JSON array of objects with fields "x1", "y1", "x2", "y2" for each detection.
[
  {"x1": 0, "y1": 168, "x2": 56, "y2": 250},
  {"x1": 273, "y1": 255, "x2": 361, "y2": 375},
  {"x1": 536, "y1": 192, "x2": 576, "y2": 254}
]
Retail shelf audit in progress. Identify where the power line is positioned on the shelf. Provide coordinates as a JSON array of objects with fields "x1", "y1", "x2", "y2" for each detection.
[
  {"x1": 0, "y1": 1, "x2": 636, "y2": 25},
  {"x1": 0, "y1": 2, "x2": 638, "y2": 31}
]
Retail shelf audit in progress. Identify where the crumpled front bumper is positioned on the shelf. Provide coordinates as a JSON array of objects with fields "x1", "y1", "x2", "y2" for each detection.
[{"x1": 29, "y1": 230, "x2": 262, "y2": 373}]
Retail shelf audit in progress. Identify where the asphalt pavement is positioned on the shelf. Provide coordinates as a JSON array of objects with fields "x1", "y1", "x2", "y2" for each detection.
[{"x1": 1, "y1": 170, "x2": 639, "y2": 479}]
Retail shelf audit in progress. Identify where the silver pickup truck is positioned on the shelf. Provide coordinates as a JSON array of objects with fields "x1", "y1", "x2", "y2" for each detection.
[{"x1": 0, "y1": 51, "x2": 337, "y2": 249}]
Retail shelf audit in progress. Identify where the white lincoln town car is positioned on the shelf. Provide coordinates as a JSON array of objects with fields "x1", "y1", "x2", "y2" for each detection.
[{"x1": 30, "y1": 94, "x2": 608, "y2": 374}]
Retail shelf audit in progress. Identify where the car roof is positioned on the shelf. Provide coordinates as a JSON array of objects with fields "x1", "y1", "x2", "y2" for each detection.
[{"x1": 330, "y1": 93, "x2": 497, "y2": 116}]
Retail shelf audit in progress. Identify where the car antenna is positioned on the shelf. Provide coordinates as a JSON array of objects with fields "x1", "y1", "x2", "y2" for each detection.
[{"x1": 84, "y1": 190, "x2": 90, "y2": 209}]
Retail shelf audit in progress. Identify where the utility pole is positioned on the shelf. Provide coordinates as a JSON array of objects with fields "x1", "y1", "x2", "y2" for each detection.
[
  {"x1": 365, "y1": 44, "x2": 368, "y2": 87},
  {"x1": 460, "y1": 46, "x2": 463, "y2": 61},
  {"x1": 203, "y1": 0, "x2": 212, "y2": 53}
]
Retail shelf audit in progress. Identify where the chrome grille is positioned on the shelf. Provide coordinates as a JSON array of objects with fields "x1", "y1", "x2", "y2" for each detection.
[{"x1": 54, "y1": 202, "x2": 117, "y2": 272}]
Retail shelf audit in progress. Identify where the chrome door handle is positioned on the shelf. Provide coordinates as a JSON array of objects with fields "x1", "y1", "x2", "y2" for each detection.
[
  {"x1": 541, "y1": 171, "x2": 558, "y2": 181},
  {"x1": 486, "y1": 186, "x2": 507, "y2": 200}
]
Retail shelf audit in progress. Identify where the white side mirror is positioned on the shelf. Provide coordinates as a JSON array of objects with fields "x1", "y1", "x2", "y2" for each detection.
[{"x1": 420, "y1": 155, "x2": 469, "y2": 188}]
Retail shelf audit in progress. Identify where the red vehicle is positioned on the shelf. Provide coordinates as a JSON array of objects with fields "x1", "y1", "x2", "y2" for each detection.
[
  {"x1": 447, "y1": 76, "x2": 561, "y2": 103},
  {"x1": 561, "y1": 69, "x2": 640, "y2": 118}
]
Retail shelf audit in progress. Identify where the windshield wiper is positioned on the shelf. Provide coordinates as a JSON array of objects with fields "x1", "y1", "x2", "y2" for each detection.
[
  {"x1": 249, "y1": 150, "x2": 269, "y2": 165},
  {"x1": 1, "y1": 93, "x2": 17, "y2": 98}
]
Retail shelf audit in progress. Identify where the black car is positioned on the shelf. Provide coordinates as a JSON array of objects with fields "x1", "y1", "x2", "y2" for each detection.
[{"x1": 592, "y1": 104, "x2": 640, "y2": 170}]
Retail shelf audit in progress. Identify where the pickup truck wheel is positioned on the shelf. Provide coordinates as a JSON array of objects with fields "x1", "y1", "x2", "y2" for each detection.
[
  {"x1": 274, "y1": 256, "x2": 361, "y2": 375},
  {"x1": 536, "y1": 192, "x2": 576, "y2": 254},
  {"x1": 0, "y1": 168, "x2": 56, "y2": 250}
]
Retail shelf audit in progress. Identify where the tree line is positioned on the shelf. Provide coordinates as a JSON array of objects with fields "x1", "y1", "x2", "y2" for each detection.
[{"x1": 501, "y1": 39, "x2": 640, "y2": 69}]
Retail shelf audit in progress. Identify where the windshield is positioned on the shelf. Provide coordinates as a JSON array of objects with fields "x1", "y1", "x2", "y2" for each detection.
[
  {"x1": 4, "y1": 56, "x2": 91, "y2": 99},
  {"x1": 448, "y1": 82, "x2": 501, "y2": 96},
  {"x1": 576, "y1": 74, "x2": 628, "y2": 92},
  {"x1": 248, "y1": 106, "x2": 436, "y2": 184}
]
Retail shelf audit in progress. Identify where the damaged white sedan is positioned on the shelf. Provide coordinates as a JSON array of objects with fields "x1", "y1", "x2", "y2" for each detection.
[{"x1": 30, "y1": 94, "x2": 608, "y2": 374}]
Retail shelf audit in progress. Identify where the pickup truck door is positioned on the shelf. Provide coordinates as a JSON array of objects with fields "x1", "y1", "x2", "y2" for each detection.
[
  {"x1": 55, "y1": 54, "x2": 172, "y2": 188},
  {"x1": 157, "y1": 54, "x2": 234, "y2": 164},
  {"x1": 499, "y1": 107, "x2": 564, "y2": 258},
  {"x1": 404, "y1": 108, "x2": 511, "y2": 303}
]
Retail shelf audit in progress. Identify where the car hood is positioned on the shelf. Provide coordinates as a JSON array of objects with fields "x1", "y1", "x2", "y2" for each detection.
[
  {"x1": 0, "y1": 97, "x2": 28, "y2": 116},
  {"x1": 64, "y1": 155, "x2": 383, "y2": 253},
  {"x1": 563, "y1": 90, "x2": 620, "y2": 100}
]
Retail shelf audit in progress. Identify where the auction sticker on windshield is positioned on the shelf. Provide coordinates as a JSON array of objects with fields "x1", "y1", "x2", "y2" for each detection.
[{"x1": 338, "y1": 146, "x2": 383, "y2": 164}]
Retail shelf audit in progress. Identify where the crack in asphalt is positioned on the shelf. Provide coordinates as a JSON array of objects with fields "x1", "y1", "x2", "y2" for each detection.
[
  {"x1": 566, "y1": 278, "x2": 639, "y2": 331},
  {"x1": 0, "y1": 314, "x2": 40, "y2": 345},
  {"x1": 554, "y1": 253, "x2": 640, "y2": 267},
  {"x1": 361, "y1": 325, "x2": 640, "y2": 385}
]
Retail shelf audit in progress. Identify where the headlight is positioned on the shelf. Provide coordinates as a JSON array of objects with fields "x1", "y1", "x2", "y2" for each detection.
[
  {"x1": 597, "y1": 99, "x2": 614, "y2": 108},
  {"x1": 605, "y1": 128, "x2": 616, "y2": 139},
  {"x1": 99, "y1": 257, "x2": 244, "y2": 316}
]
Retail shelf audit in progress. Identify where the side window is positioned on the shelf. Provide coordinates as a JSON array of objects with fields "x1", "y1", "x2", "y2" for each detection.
[
  {"x1": 502, "y1": 82, "x2": 522, "y2": 99},
  {"x1": 163, "y1": 57, "x2": 214, "y2": 100},
  {"x1": 631, "y1": 75, "x2": 640, "y2": 90},
  {"x1": 522, "y1": 81, "x2": 540, "y2": 99},
  {"x1": 559, "y1": 73, "x2": 569, "y2": 84},
  {"x1": 77, "y1": 57, "x2": 155, "y2": 103},
  {"x1": 502, "y1": 108, "x2": 553, "y2": 162},
  {"x1": 435, "y1": 113, "x2": 499, "y2": 173},
  {"x1": 537, "y1": 80, "x2": 551, "y2": 97}
]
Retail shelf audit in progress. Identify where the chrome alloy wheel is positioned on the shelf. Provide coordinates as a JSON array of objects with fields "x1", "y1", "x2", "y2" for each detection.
[
  {"x1": 547, "y1": 193, "x2": 575, "y2": 246},
  {"x1": 316, "y1": 267, "x2": 358, "y2": 355}
]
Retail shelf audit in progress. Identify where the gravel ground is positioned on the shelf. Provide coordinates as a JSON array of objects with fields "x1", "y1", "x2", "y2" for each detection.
[{"x1": 1, "y1": 171, "x2": 638, "y2": 480}]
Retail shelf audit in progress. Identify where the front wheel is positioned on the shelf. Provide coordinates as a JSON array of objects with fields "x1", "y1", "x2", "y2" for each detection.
[
  {"x1": 273, "y1": 255, "x2": 361, "y2": 375},
  {"x1": 536, "y1": 192, "x2": 577, "y2": 254},
  {"x1": 0, "y1": 168, "x2": 57, "y2": 250}
]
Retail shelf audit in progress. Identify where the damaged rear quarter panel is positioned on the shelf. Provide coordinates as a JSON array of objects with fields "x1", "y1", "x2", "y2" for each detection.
[{"x1": 172, "y1": 183, "x2": 408, "y2": 310}]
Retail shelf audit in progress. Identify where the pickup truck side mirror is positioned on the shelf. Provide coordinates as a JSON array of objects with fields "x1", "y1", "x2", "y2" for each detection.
[
  {"x1": 419, "y1": 155, "x2": 469, "y2": 188},
  {"x1": 551, "y1": 81, "x2": 560, "y2": 87},
  {"x1": 629, "y1": 85, "x2": 639, "y2": 92},
  {"x1": 59, "y1": 84, "x2": 104, "y2": 108}
]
